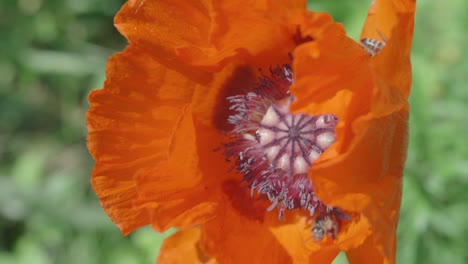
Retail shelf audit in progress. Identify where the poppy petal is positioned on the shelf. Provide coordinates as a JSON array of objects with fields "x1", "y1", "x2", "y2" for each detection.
[
  {"x1": 361, "y1": 0, "x2": 416, "y2": 98},
  {"x1": 270, "y1": 217, "x2": 340, "y2": 263},
  {"x1": 191, "y1": 63, "x2": 258, "y2": 129},
  {"x1": 175, "y1": 2, "x2": 306, "y2": 70},
  {"x1": 252, "y1": 0, "x2": 307, "y2": 10},
  {"x1": 290, "y1": 7, "x2": 409, "y2": 212},
  {"x1": 345, "y1": 219, "x2": 398, "y2": 264},
  {"x1": 157, "y1": 228, "x2": 217, "y2": 264},
  {"x1": 115, "y1": 1, "x2": 307, "y2": 71},
  {"x1": 199, "y1": 193, "x2": 293, "y2": 264},
  {"x1": 289, "y1": 1, "x2": 413, "y2": 260},
  {"x1": 132, "y1": 105, "x2": 218, "y2": 232},
  {"x1": 115, "y1": 0, "x2": 211, "y2": 55},
  {"x1": 87, "y1": 46, "x2": 206, "y2": 234}
]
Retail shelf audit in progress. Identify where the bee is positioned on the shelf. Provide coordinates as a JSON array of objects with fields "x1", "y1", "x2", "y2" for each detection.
[
  {"x1": 360, "y1": 38, "x2": 386, "y2": 57},
  {"x1": 360, "y1": 30, "x2": 387, "y2": 57},
  {"x1": 311, "y1": 214, "x2": 339, "y2": 241}
]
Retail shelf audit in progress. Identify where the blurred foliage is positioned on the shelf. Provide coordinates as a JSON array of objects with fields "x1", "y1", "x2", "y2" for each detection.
[
  {"x1": 0, "y1": 0, "x2": 466, "y2": 263},
  {"x1": 0, "y1": 0, "x2": 171, "y2": 263}
]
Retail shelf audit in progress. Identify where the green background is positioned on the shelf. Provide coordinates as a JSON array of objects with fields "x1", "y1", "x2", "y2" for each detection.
[{"x1": 0, "y1": 0, "x2": 466, "y2": 263}]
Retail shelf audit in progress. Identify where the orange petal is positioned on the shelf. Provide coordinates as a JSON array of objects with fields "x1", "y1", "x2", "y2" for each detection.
[
  {"x1": 135, "y1": 108, "x2": 235, "y2": 231},
  {"x1": 345, "y1": 172, "x2": 403, "y2": 264},
  {"x1": 115, "y1": 0, "x2": 211, "y2": 55},
  {"x1": 308, "y1": 110, "x2": 407, "y2": 262},
  {"x1": 157, "y1": 228, "x2": 217, "y2": 264},
  {"x1": 361, "y1": 0, "x2": 416, "y2": 98},
  {"x1": 346, "y1": 228, "x2": 397, "y2": 264},
  {"x1": 309, "y1": 248, "x2": 341, "y2": 264},
  {"x1": 199, "y1": 181, "x2": 293, "y2": 264},
  {"x1": 115, "y1": 1, "x2": 307, "y2": 71},
  {"x1": 192, "y1": 63, "x2": 258, "y2": 129},
  {"x1": 289, "y1": 2, "x2": 412, "y2": 260},
  {"x1": 90, "y1": 170, "x2": 150, "y2": 235},
  {"x1": 132, "y1": 105, "x2": 218, "y2": 232},
  {"x1": 271, "y1": 210, "x2": 372, "y2": 263},
  {"x1": 290, "y1": 7, "x2": 409, "y2": 209},
  {"x1": 87, "y1": 45, "x2": 206, "y2": 234},
  {"x1": 252, "y1": 0, "x2": 306, "y2": 10},
  {"x1": 270, "y1": 218, "x2": 311, "y2": 263},
  {"x1": 191, "y1": 12, "x2": 337, "y2": 129},
  {"x1": 270, "y1": 217, "x2": 340, "y2": 263},
  {"x1": 175, "y1": 2, "x2": 301, "y2": 70},
  {"x1": 291, "y1": 20, "x2": 377, "y2": 157}
]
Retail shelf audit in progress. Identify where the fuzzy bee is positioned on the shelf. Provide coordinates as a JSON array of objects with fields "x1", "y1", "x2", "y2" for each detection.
[
  {"x1": 311, "y1": 214, "x2": 339, "y2": 241},
  {"x1": 360, "y1": 37, "x2": 386, "y2": 57}
]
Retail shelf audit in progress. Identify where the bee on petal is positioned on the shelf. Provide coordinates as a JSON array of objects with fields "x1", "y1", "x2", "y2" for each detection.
[
  {"x1": 311, "y1": 214, "x2": 339, "y2": 241},
  {"x1": 360, "y1": 37, "x2": 386, "y2": 56}
]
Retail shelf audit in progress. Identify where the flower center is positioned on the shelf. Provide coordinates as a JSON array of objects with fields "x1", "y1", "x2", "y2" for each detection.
[
  {"x1": 222, "y1": 63, "x2": 347, "y2": 241},
  {"x1": 257, "y1": 99, "x2": 337, "y2": 176}
]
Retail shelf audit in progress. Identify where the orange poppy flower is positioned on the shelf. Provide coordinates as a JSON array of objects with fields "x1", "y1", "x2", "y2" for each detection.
[{"x1": 87, "y1": 0, "x2": 415, "y2": 263}]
